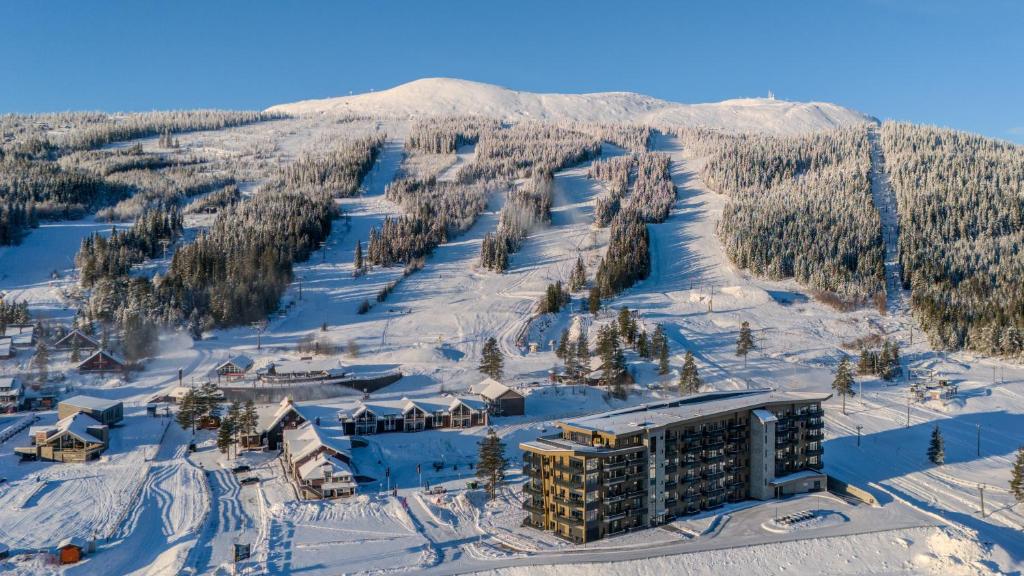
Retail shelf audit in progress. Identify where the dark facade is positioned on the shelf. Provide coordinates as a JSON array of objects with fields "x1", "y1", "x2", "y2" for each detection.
[
  {"x1": 339, "y1": 399, "x2": 487, "y2": 435},
  {"x1": 520, "y1": 390, "x2": 828, "y2": 544}
]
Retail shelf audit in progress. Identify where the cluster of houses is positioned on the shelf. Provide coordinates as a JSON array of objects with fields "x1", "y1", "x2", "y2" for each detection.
[
  {"x1": 0, "y1": 324, "x2": 36, "y2": 359},
  {"x1": 248, "y1": 379, "x2": 526, "y2": 500},
  {"x1": 15, "y1": 395, "x2": 123, "y2": 462}
]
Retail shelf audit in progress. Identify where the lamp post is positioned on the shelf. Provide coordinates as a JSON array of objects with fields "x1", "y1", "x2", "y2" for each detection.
[{"x1": 856, "y1": 425, "x2": 863, "y2": 447}]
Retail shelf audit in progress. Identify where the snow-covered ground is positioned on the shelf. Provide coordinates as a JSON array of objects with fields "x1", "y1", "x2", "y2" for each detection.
[{"x1": 0, "y1": 107, "x2": 1021, "y2": 575}]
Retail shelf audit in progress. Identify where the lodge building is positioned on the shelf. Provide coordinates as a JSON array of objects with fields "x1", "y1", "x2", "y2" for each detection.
[{"x1": 520, "y1": 389, "x2": 829, "y2": 543}]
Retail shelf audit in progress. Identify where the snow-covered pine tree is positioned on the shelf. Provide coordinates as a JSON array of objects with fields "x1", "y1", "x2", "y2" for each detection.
[
  {"x1": 1011, "y1": 446, "x2": 1024, "y2": 505},
  {"x1": 832, "y1": 355, "x2": 855, "y2": 415},
  {"x1": 679, "y1": 351, "x2": 701, "y2": 395},
  {"x1": 479, "y1": 337, "x2": 504, "y2": 380},
  {"x1": 476, "y1": 428, "x2": 508, "y2": 500},
  {"x1": 736, "y1": 321, "x2": 754, "y2": 367},
  {"x1": 927, "y1": 426, "x2": 945, "y2": 465}
]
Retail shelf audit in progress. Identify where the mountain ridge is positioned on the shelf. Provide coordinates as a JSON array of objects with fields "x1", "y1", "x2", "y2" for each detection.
[{"x1": 267, "y1": 77, "x2": 876, "y2": 135}]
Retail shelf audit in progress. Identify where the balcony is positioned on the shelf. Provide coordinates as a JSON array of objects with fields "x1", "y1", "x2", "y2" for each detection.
[
  {"x1": 553, "y1": 476, "x2": 584, "y2": 490},
  {"x1": 605, "y1": 475, "x2": 627, "y2": 486},
  {"x1": 665, "y1": 498, "x2": 678, "y2": 509},
  {"x1": 664, "y1": 480, "x2": 678, "y2": 491},
  {"x1": 680, "y1": 473, "x2": 701, "y2": 484},
  {"x1": 553, "y1": 494, "x2": 585, "y2": 508},
  {"x1": 703, "y1": 469, "x2": 725, "y2": 481},
  {"x1": 555, "y1": 514, "x2": 585, "y2": 527},
  {"x1": 664, "y1": 463, "x2": 678, "y2": 474},
  {"x1": 604, "y1": 510, "x2": 627, "y2": 522},
  {"x1": 522, "y1": 500, "x2": 544, "y2": 514},
  {"x1": 703, "y1": 486, "x2": 726, "y2": 497},
  {"x1": 805, "y1": 446, "x2": 824, "y2": 456},
  {"x1": 726, "y1": 476, "x2": 744, "y2": 487},
  {"x1": 522, "y1": 483, "x2": 543, "y2": 497},
  {"x1": 604, "y1": 459, "x2": 628, "y2": 471},
  {"x1": 806, "y1": 429, "x2": 824, "y2": 441},
  {"x1": 554, "y1": 463, "x2": 585, "y2": 475},
  {"x1": 684, "y1": 429, "x2": 701, "y2": 440},
  {"x1": 807, "y1": 419, "x2": 824, "y2": 430},
  {"x1": 702, "y1": 453, "x2": 725, "y2": 464}
]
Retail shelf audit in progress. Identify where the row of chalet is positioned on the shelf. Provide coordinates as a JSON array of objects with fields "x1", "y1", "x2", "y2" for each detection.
[
  {"x1": 0, "y1": 327, "x2": 101, "y2": 361},
  {"x1": 337, "y1": 396, "x2": 488, "y2": 435},
  {"x1": 257, "y1": 380, "x2": 526, "y2": 448},
  {"x1": 16, "y1": 395, "x2": 123, "y2": 462},
  {"x1": 282, "y1": 421, "x2": 357, "y2": 499}
]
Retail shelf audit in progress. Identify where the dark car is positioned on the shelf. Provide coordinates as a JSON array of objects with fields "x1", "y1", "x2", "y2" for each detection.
[
  {"x1": 232, "y1": 465, "x2": 252, "y2": 474},
  {"x1": 239, "y1": 476, "x2": 260, "y2": 486}
]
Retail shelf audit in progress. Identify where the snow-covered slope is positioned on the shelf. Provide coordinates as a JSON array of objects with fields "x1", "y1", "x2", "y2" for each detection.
[{"x1": 267, "y1": 78, "x2": 874, "y2": 134}]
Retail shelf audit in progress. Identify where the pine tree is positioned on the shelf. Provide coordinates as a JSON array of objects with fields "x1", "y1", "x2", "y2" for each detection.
[
  {"x1": 225, "y1": 401, "x2": 242, "y2": 457},
  {"x1": 569, "y1": 255, "x2": 586, "y2": 291},
  {"x1": 736, "y1": 321, "x2": 754, "y2": 367},
  {"x1": 857, "y1": 346, "x2": 875, "y2": 375},
  {"x1": 556, "y1": 329, "x2": 570, "y2": 360},
  {"x1": 636, "y1": 330, "x2": 649, "y2": 359},
  {"x1": 927, "y1": 426, "x2": 945, "y2": 465},
  {"x1": 879, "y1": 340, "x2": 894, "y2": 381},
  {"x1": 70, "y1": 338, "x2": 81, "y2": 363},
  {"x1": 217, "y1": 411, "x2": 235, "y2": 455},
  {"x1": 832, "y1": 355, "x2": 855, "y2": 415},
  {"x1": 479, "y1": 337, "x2": 504, "y2": 380},
  {"x1": 32, "y1": 342, "x2": 49, "y2": 382},
  {"x1": 574, "y1": 331, "x2": 590, "y2": 379},
  {"x1": 176, "y1": 388, "x2": 198, "y2": 433},
  {"x1": 653, "y1": 324, "x2": 669, "y2": 375},
  {"x1": 476, "y1": 428, "x2": 508, "y2": 500},
  {"x1": 353, "y1": 240, "x2": 364, "y2": 274},
  {"x1": 679, "y1": 350, "x2": 701, "y2": 395},
  {"x1": 588, "y1": 287, "x2": 601, "y2": 314},
  {"x1": 1010, "y1": 446, "x2": 1024, "y2": 506}
]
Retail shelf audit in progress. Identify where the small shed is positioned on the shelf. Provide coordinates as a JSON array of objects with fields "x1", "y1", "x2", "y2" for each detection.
[
  {"x1": 78, "y1": 349, "x2": 126, "y2": 374},
  {"x1": 57, "y1": 536, "x2": 86, "y2": 564},
  {"x1": 53, "y1": 329, "x2": 100, "y2": 351}
]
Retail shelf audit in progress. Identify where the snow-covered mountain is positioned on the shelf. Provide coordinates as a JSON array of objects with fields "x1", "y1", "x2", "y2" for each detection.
[{"x1": 267, "y1": 78, "x2": 875, "y2": 134}]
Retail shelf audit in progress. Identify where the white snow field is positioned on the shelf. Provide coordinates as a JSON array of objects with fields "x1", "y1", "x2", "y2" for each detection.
[
  {"x1": 268, "y1": 78, "x2": 875, "y2": 136},
  {"x1": 0, "y1": 82, "x2": 1021, "y2": 574}
]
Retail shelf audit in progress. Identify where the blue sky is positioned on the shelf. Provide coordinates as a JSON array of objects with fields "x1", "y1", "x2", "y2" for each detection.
[{"x1": 2, "y1": 1, "x2": 1021, "y2": 142}]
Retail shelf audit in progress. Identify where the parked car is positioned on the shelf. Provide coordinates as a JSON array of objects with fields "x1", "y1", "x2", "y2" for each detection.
[
  {"x1": 232, "y1": 465, "x2": 252, "y2": 474},
  {"x1": 239, "y1": 476, "x2": 260, "y2": 485}
]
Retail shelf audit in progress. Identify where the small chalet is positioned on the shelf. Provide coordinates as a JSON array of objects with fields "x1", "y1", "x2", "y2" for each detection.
[
  {"x1": 0, "y1": 337, "x2": 12, "y2": 359},
  {"x1": 337, "y1": 395, "x2": 487, "y2": 435},
  {"x1": 215, "y1": 355, "x2": 254, "y2": 380},
  {"x1": 58, "y1": 395, "x2": 124, "y2": 425},
  {"x1": 258, "y1": 397, "x2": 309, "y2": 450},
  {"x1": 471, "y1": 378, "x2": 525, "y2": 416},
  {"x1": 78, "y1": 349, "x2": 127, "y2": 374},
  {"x1": 53, "y1": 329, "x2": 100, "y2": 352},
  {"x1": 57, "y1": 537, "x2": 86, "y2": 565},
  {"x1": 0, "y1": 377, "x2": 23, "y2": 412},
  {"x1": 282, "y1": 421, "x2": 356, "y2": 499},
  {"x1": 16, "y1": 412, "x2": 109, "y2": 462}
]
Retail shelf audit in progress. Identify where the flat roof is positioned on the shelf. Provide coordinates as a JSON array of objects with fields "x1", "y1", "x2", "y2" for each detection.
[
  {"x1": 557, "y1": 389, "x2": 829, "y2": 436},
  {"x1": 60, "y1": 395, "x2": 123, "y2": 412}
]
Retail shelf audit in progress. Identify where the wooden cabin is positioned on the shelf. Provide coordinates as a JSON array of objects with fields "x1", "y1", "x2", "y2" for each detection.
[
  {"x1": 258, "y1": 398, "x2": 308, "y2": 450},
  {"x1": 53, "y1": 329, "x2": 100, "y2": 352},
  {"x1": 57, "y1": 537, "x2": 86, "y2": 564},
  {"x1": 78, "y1": 349, "x2": 127, "y2": 374},
  {"x1": 16, "y1": 412, "x2": 109, "y2": 462},
  {"x1": 472, "y1": 378, "x2": 526, "y2": 416},
  {"x1": 337, "y1": 396, "x2": 487, "y2": 436}
]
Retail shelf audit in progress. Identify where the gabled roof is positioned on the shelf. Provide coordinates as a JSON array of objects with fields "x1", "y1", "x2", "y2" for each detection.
[
  {"x1": 0, "y1": 376, "x2": 19, "y2": 389},
  {"x1": 58, "y1": 536, "x2": 86, "y2": 550},
  {"x1": 54, "y1": 329, "x2": 99, "y2": 349},
  {"x1": 285, "y1": 421, "x2": 352, "y2": 463},
  {"x1": 31, "y1": 412, "x2": 106, "y2": 444},
  {"x1": 60, "y1": 395, "x2": 122, "y2": 412},
  {"x1": 473, "y1": 378, "x2": 520, "y2": 400},
  {"x1": 217, "y1": 355, "x2": 254, "y2": 371},
  {"x1": 79, "y1": 349, "x2": 126, "y2": 368},
  {"x1": 259, "y1": 397, "x2": 308, "y2": 433},
  {"x1": 297, "y1": 453, "x2": 354, "y2": 483},
  {"x1": 450, "y1": 396, "x2": 487, "y2": 412}
]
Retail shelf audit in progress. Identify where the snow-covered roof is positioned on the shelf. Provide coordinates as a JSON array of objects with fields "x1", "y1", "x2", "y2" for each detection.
[
  {"x1": 259, "y1": 397, "x2": 311, "y2": 432},
  {"x1": 472, "y1": 378, "x2": 519, "y2": 400},
  {"x1": 57, "y1": 536, "x2": 86, "y2": 550},
  {"x1": 338, "y1": 395, "x2": 487, "y2": 421},
  {"x1": 79, "y1": 349, "x2": 127, "y2": 367},
  {"x1": 0, "y1": 338, "x2": 11, "y2": 356},
  {"x1": 771, "y1": 469, "x2": 826, "y2": 486},
  {"x1": 217, "y1": 355, "x2": 254, "y2": 371},
  {"x1": 31, "y1": 412, "x2": 106, "y2": 444},
  {"x1": 559, "y1": 389, "x2": 830, "y2": 436},
  {"x1": 54, "y1": 329, "x2": 99, "y2": 348},
  {"x1": 297, "y1": 453, "x2": 354, "y2": 483},
  {"x1": 2, "y1": 324, "x2": 34, "y2": 336},
  {"x1": 262, "y1": 357, "x2": 345, "y2": 376},
  {"x1": 285, "y1": 421, "x2": 352, "y2": 464},
  {"x1": 60, "y1": 395, "x2": 122, "y2": 412},
  {"x1": 0, "y1": 377, "x2": 19, "y2": 390}
]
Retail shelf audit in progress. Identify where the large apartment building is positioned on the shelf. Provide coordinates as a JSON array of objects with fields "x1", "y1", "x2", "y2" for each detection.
[{"x1": 520, "y1": 389, "x2": 829, "y2": 543}]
